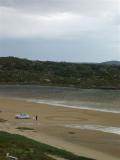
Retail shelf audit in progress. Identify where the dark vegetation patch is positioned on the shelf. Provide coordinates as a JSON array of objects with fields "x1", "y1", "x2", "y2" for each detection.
[
  {"x1": 0, "y1": 118, "x2": 7, "y2": 122},
  {"x1": 16, "y1": 127, "x2": 35, "y2": 131},
  {"x1": 68, "y1": 131, "x2": 75, "y2": 135},
  {"x1": 0, "y1": 131, "x2": 94, "y2": 160},
  {"x1": 0, "y1": 57, "x2": 120, "y2": 89}
]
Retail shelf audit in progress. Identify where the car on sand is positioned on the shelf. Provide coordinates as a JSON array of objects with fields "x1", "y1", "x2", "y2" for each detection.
[{"x1": 15, "y1": 113, "x2": 30, "y2": 119}]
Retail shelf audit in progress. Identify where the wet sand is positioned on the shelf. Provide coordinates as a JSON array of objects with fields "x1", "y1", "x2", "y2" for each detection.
[{"x1": 0, "y1": 97, "x2": 120, "y2": 160}]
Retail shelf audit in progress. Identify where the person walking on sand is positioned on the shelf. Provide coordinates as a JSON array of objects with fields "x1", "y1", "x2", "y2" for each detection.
[{"x1": 35, "y1": 115, "x2": 38, "y2": 121}]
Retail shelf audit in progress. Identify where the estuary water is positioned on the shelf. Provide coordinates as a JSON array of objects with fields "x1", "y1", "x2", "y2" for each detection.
[{"x1": 0, "y1": 85, "x2": 120, "y2": 114}]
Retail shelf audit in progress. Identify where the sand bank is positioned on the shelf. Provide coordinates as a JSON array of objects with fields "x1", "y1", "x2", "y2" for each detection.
[{"x1": 0, "y1": 97, "x2": 120, "y2": 160}]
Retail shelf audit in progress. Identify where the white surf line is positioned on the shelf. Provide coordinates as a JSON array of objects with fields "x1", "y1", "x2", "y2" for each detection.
[
  {"x1": 26, "y1": 99, "x2": 120, "y2": 114},
  {"x1": 2, "y1": 97, "x2": 120, "y2": 114},
  {"x1": 64, "y1": 124, "x2": 120, "y2": 135}
]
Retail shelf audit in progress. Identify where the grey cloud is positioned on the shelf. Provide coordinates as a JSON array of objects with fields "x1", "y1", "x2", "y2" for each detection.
[
  {"x1": 0, "y1": 0, "x2": 117, "y2": 15},
  {"x1": 0, "y1": 0, "x2": 119, "y2": 62},
  {"x1": 0, "y1": 0, "x2": 119, "y2": 39}
]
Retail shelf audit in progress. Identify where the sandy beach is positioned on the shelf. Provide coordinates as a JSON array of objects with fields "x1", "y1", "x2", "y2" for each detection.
[{"x1": 0, "y1": 97, "x2": 120, "y2": 160}]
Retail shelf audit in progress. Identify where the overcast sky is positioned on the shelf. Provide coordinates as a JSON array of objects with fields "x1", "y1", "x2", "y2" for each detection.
[{"x1": 0, "y1": 0, "x2": 119, "y2": 62}]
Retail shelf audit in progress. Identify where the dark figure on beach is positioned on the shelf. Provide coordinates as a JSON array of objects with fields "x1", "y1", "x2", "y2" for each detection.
[{"x1": 36, "y1": 115, "x2": 38, "y2": 121}]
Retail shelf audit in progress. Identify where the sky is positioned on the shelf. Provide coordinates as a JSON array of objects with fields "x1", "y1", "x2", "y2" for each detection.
[{"x1": 0, "y1": 0, "x2": 120, "y2": 62}]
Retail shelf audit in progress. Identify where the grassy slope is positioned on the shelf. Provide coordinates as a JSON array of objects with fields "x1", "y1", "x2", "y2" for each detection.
[
  {"x1": 0, "y1": 132, "x2": 94, "y2": 160},
  {"x1": 0, "y1": 56, "x2": 120, "y2": 88}
]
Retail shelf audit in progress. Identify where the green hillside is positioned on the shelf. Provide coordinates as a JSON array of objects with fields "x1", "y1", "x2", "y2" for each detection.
[
  {"x1": 0, "y1": 131, "x2": 93, "y2": 160},
  {"x1": 0, "y1": 57, "x2": 120, "y2": 88}
]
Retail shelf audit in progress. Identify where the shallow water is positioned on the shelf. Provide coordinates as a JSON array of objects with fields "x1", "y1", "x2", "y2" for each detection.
[
  {"x1": 65, "y1": 124, "x2": 120, "y2": 135},
  {"x1": 25, "y1": 98, "x2": 120, "y2": 113},
  {"x1": 0, "y1": 85, "x2": 120, "y2": 113}
]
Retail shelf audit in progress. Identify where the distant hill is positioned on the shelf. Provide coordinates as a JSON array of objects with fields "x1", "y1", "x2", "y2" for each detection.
[
  {"x1": 0, "y1": 56, "x2": 120, "y2": 89},
  {"x1": 101, "y1": 61, "x2": 120, "y2": 66}
]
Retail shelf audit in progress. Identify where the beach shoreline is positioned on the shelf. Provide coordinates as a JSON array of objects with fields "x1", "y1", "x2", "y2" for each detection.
[{"x1": 0, "y1": 97, "x2": 120, "y2": 160}]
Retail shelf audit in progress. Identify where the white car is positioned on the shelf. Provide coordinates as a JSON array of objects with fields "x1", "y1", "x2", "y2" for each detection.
[{"x1": 15, "y1": 113, "x2": 30, "y2": 119}]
